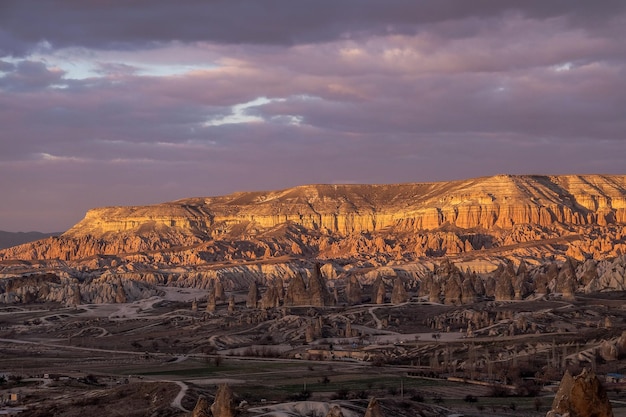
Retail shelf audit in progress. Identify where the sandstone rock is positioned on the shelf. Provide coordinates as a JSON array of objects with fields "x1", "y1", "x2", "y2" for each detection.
[
  {"x1": 326, "y1": 405, "x2": 345, "y2": 417},
  {"x1": 494, "y1": 262, "x2": 515, "y2": 301},
  {"x1": 114, "y1": 279, "x2": 127, "y2": 303},
  {"x1": 390, "y1": 277, "x2": 408, "y2": 304},
  {"x1": 417, "y1": 272, "x2": 433, "y2": 298},
  {"x1": 345, "y1": 275, "x2": 362, "y2": 305},
  {"x1": 284, "y1": 274, "x2": 307, "y2": 306},
  {"x1": 548, "y1": 369, "x2": 613, "y2": 417},
  {"x1": 4, "y1": 175, "x2": 626, "y2": 264},
  {"x1": 214, "y1": 279, "x2": 225, "y2": 301},
  {"x1": 68, "y1": 285, "x2": 81, "y2": 307},
  {"x1": 227, "y1": 295, "x2": 235, "y2": 312},
  {"x1": 428, "y1": 278, "x2": 441, "y2": 303},
  {"x1": 259, "y1": 281, "x2": 281, "y2": 309},
  {"x1": 308, "y1": 263, "x2": 335, "y2": 306},
  {"x1": 246, "y1": 281, "x2": 259, "y2": 308},
  {"x1": 210, "y1": 384, "x2": 235, "y2": 417},
  {"x1": 191, "y1": 394, "x2": 211, "y2": 417},
  {"x1": 274, "y1": 278, "x2": 285, "y2": 300},
  {"x1": 461, "y1": 277, "x2": 478, "y2": 304},
  {"x1": 206, "y1": 285, "x2": 216, "y2": 312},
  {"x1": 470, "y1": 272, "x2": 485, "y2": 297},
  {"x1": 616, "y1": 331, "x2": 626, "y2": 357},
  {"x1": 364, "y1": 398, "x2": 384, "y2": 417},
  {"x1": 305, "y1": 323, "x2": 315, "y2": 343},
  {"x1": 443, "y1": 275, "x2": 463, "y2": 305},
  {"x1": 534, "y1": 273, "x2": 550, "y2": 295},
  {"x1": 556, "y1": 259, "x2": 578, "y2": 301},
  {"x1": 545, "y1": 262, "x2": 560, "y2": 291},
  {"x1": 320, "y1": 262, "x2": 338, "y2": 279},
  {"x1": 595, "y1": 255, "x2": 626, "y2": 290},
  {"x1": 371, "y1": 277, "x2": 386, "y2": 304},
  {"x1": 484, "y1": 275, "x2": 497, "y2": 298},
  {"x1": 598, "y1": 340, "x2": 618, "y2": 362},
  {"x1": 579, "y1": 259, "x2": 599, "y2": 286},
  {"x1": 3, "y1": 176, "x2": 626, "y2": 306}
]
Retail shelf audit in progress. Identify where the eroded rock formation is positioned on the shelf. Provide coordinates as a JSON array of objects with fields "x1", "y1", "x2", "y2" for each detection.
[
  {"x1": 371, "y1": 277, "x2": 386, "y2": 304},
  {"x1": 284, "y1": 265, "x2": 334, "y2": 307},
  {"x1": 259, "y1": 280, "x2": 281, "y2": 309},
  {"x1": 548, "y1": 369, "x2": 613, "y2": 417},
  {"x1": 246, "y1": 281, "x2": 259, "y2": 308},
  {"x1": 364, "y1": 398, "x2": 384, "y2": 417},
  {"x1": 3, "y1": 175, "x2": 626, "y2": 264},
  {"x1": 326, "y1": 405, "x2": 345, "y2": 417},
  {"x1": 191, "y1": 395, "x2": 211, "y2": 417},
  {"x1": 390, "y1": 277, "x2": 408, "y2": 304},
  {"x1": 210, "y1": 384, "x2": 235, "y2": 417},
  {"x1": 2, "y1": 175, "x2": 626, "y2": 306},
  {"x1": 345, "y1": 275, "x2": 363, "y2": 305}
]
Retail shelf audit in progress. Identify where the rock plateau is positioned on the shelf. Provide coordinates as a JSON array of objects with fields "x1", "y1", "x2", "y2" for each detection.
[{"x1": 1, "y1": 174, "x2": 626, "y2": 305}]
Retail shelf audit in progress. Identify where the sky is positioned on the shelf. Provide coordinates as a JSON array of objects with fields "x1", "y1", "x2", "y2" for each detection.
[{"x1": 1, "y1": 1, "x2": 625, "y2": 232}]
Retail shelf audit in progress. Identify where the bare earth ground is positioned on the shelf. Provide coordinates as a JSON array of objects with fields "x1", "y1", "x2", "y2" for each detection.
[{"x1": 2, "y1": 289, "x2": 626, "y2": 416}]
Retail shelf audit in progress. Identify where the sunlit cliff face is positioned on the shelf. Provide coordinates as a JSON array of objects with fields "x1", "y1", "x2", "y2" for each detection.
[
  {"x1": 64, "y1": 175, "x2": 626, "y2": 238},
  {"x1": 1, "y1": 175, "x2": 625, "y2": 265}
]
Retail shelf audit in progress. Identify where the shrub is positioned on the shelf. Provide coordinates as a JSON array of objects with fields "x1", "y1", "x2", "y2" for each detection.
[
  {"x1": 490, "y1": 385, "x2": 510, "y2": 397},
  {"x1": 288, "y1": 390, "x2": 312, "y2": 401},
  {"x1": 331, "y1": 388, "x2": 350, "y2": 400},
  {"x1": 355, "y1": 390, "x2": 369, "y2": 399},
  {"x1": 410, "y1": 391, "x2": 425, "y2": 402}
]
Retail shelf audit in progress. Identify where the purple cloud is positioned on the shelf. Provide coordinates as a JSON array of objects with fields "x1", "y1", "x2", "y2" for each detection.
[
  {"x1": 0, "y1": 2, "x2": 625, "y2": 232},
  {"x1": 2, "y1": 1, "x2": 625, "y2": 55}
]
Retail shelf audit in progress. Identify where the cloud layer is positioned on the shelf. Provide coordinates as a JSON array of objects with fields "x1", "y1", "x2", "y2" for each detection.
[{"x1": 1, "y1": 1, "x2": 625, "y2": 231}]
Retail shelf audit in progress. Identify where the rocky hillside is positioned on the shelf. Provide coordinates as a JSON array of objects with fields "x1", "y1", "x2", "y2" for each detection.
[
  {"x1": 63, "y1": 174, "x2": 626, "y2": 237},
  {"x1": 1, "y1": 174, "x2": 625, "y2": 262},
  {"x1": 1, "y1": 174, "x2": 625, "y2": 305}
]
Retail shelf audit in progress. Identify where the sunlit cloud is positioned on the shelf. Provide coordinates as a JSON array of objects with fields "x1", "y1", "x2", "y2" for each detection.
[
  {"x1": 36, "y1": 153, "x2": 88, "y2": 163},
  {"x1": 1, "y1": 1, "x2": 625, "y2": 231},
  {"x1": 204, "y1": 97, "x2": 287, "y2": 126}
]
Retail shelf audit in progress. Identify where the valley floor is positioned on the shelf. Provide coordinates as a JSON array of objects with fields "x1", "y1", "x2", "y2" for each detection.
[{"x1": 2, "y1": 289, "x2": 626, "y2": 416}]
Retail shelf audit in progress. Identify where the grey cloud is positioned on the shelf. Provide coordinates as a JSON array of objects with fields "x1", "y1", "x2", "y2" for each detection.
[
  {"x1": 0, "y1": 59, "x2": 65, "y2": 91},
  {"x1": 93, "y1": 62, "x2": 139, "y2": 76},
  {"x1": 1, "y1": 1, "x2": 625, "y2": 56},
  {"x1": 0, "y1": 60, "x2": 15, "y2": 72},
  {"x1": 1, "y1": 1, "x2": 625, "y2": 232}
]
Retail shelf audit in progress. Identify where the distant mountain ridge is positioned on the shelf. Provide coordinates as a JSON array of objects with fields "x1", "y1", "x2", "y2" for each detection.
[{"x1": 0, "y1": 230, "x2": 59, "y2": 250}]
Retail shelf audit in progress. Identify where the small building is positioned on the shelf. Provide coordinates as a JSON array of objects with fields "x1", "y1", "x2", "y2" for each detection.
[
  {"x1": 606, "y1": 373, "x2": 625, "y2": 383},
  {"x1": 6, "y1": 393, "x2": 21, "y2": 403}
]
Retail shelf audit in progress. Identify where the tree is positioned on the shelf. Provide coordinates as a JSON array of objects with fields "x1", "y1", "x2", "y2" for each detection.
[{"x1": 214, "y1": 356, "x2": 223, "y2": 367}]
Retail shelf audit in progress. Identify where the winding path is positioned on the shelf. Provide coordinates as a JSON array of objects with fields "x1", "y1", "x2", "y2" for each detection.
[{"x1": 170, "y1": 380, "x2": 189, "y2": 412}]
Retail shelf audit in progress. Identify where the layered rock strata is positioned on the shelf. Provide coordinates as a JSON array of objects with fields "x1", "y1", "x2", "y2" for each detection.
[
  {"x1": 62, "y1": 175, "x2": 626, "y2": 238},
  {"x1": 2, "y1": 175, "x2": 626, "y2": 306},
  {"x1": 2, "y1": 175, "x2": 625, "y2": 263}
]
